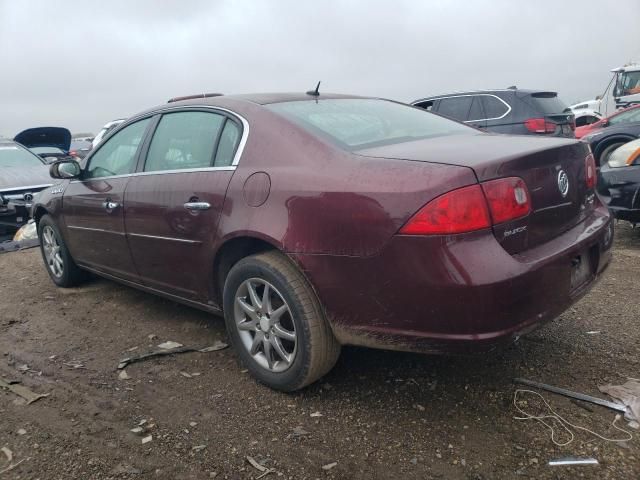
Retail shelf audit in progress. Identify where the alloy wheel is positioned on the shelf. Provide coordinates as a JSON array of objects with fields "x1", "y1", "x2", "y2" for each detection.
[
  {"x1": 42, "y1": 225, "x2": 64, "y2": 278},
  {"x1": 233, "y1": 278, "x2": 297, "y2": 373}
]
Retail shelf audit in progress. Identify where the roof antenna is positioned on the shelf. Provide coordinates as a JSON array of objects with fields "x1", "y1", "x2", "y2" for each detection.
[{"x1": 306, "y1": 81, "x2": 321, "y2": 97}]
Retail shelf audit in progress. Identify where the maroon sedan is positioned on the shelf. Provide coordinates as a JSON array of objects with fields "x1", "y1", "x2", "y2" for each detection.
[{"x1": 34, "y1": 93, "x2": 613, "y2": 391}]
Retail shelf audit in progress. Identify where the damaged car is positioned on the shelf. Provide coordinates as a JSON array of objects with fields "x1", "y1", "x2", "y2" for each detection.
[
  {"x1": 0, "y1": 140, "x2": 52, "y2": 232},
  {"x1": 14, "y1": 126, "x2": 75, "y2": 164},
  {"x1": 32, "y1": 93, "x2": 613, "y2": 391},
  {"x1": 597, "y1": 138, "x2": 640, "y2": 224}
]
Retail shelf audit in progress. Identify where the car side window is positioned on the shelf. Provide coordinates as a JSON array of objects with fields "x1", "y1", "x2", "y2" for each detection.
[
  {"x1": 609, "y1": 108, "x2": 640, "y2": 126},
  {"x1": 481, "y1": 96, "x2": 509, "y2": 119},
  {"x1": 214, "y1": 119, "x2": 241, "y2": 167},
  {"x1": 144, "y1": 111, "x2": 225, "y2": 172},
  {"x1": 436, "y1": 97, "x2": 473, "y2": 121},
  {"x1": 414, "y1": 100, "x2": 434, "y2": 111},
  {"x1": 85, "y1": 118, "x2": 150, "y2": 179},
  {"x1": 467, "y1": 96, "x2": 486, "y2": 122}
]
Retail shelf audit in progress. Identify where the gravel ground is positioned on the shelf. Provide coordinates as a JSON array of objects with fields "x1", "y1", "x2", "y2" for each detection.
[{"x1": 0, "y1": 223, "x2": 639, "y2": 479}]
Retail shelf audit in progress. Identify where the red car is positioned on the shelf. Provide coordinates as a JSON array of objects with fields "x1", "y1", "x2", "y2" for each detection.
[
  {"x1": 575, "y1": 104, "x2": 640, "y2": 139},
  {"x1": 34, "y1": 93, "x2": 613, "y2": 391}
]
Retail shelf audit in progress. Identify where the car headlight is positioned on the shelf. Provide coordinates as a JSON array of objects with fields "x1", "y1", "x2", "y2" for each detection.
[{"x1": 607, "y1": 139, "x2": 640, "y2": 168}]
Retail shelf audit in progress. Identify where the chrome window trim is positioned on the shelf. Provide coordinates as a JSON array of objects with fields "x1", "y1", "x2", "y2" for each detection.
[
  {"x1": 412, "y1": 94, "x2": 512, "y2": 122},
  {"x1": 70, "y1": 165, "x2": 236, "y2": 183},
  {"x1": 78, "y1": 105, "x2": 249, "y2": 182}
]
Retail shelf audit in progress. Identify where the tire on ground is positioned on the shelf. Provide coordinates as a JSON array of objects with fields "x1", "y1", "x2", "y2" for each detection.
[
  {"x1": 223, "y1": 250, "x2": 341, "y2": 391},
  {"x1": 37, "y1": 214, "x2": 87, "y2": 287}
]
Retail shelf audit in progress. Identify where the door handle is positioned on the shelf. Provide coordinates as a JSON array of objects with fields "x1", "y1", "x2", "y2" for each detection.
[
  {"x1": 102, "y1": 200, "x2": 120, "y2": 210},
  {"x1": 184, "y1": 201, "x2": 211, "y2": 211}
]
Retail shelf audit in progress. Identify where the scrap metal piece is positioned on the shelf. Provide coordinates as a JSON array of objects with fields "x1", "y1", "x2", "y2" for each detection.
[
  {"x1": 548, "y1": 457, "x2": 599, "y2": 466},
  {"x1": 514, "y1": 378, "x2": 627, "y2": 413},
  {"x1": 0, "y1": 378, "x2": 49, "y2": 404},
  {"x1": 117, "y1": 341, "x2": 228, "y2": 369}
]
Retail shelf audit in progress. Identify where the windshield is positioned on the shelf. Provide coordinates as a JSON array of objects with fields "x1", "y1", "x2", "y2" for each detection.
[
  {"x1": 266, "y1": 99, "x2": 473, "y2": 150},
  {"x1": 0, "y1": 145, "x2": 45, "y2": 167},
  {"x1": 617, "y1": 71, "x2": 640, "y2": 96}
]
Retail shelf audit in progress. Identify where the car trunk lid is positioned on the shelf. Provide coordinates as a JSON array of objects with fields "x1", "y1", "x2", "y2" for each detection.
[
  {"x1": 356, "y1": 133, "x2": 593, "y2": 253},
  {"x1": 520, "y1": 91, "x2": 575, "y2": 138},
  {"x1": 14, "y1": 127, "x2": 72, "y2": 151}
]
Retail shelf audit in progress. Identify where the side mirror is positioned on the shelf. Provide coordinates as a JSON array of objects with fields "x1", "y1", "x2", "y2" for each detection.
[{"x1": 50, "y1": 160, "x2": 82, "y2": 179}]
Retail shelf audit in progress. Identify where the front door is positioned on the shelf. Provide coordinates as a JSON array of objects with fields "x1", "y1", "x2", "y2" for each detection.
[
  {"x1": 124, "y1": 110, "x2": 242, "y2": 302},
  {"x1": 62, "y1": 118, "x2": 151, "y2": 281}
]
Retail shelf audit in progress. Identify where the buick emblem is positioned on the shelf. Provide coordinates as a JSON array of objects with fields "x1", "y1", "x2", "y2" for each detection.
[{"x1": 557, "y1": 170, "x2": 569, "y2": 197}]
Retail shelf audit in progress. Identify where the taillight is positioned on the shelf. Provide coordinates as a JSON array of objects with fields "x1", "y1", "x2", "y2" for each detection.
[
  {"x1": 398, "y1": 185, "x2": 491, "y2": 235},
  {"x1": 585, "y1": 154, "x2": 596, "y2": 189},
  {"x1": 481, "y1": 177, "x2": 531, "y2": 224},
  {"x1": 400, "y1": 178, "x2": 531, "y2": 235},
  {"x1": 524, "y1": 118, "x2": 556, "y2": 134}
]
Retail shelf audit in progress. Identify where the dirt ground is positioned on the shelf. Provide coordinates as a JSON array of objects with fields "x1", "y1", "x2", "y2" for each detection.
[{"x1": 1, "y1": 224, "x2": 639, "y2": 480}]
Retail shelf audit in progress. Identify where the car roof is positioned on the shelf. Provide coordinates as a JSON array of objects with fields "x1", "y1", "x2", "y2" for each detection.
[
  {"x1": 129, "y1": 92, "x2": 376, "y2": 120},
  {"x1": 412, "y1": 89, "x2": 554, "y2": 104}
]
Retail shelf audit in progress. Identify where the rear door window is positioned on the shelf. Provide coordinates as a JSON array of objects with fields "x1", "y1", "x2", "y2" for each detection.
[
  {"x1": 144, "y1": 111, "x2": 225, "y2": 172},
  {"x1": 467, "y1": 96, "x2": 487, "y2": 122},
  {"x1": 436, "y1": 96, "x2": 473, "y2": 121},
  {"x1": 214, "y1": 120, "x2": 241, "y2": 167}
]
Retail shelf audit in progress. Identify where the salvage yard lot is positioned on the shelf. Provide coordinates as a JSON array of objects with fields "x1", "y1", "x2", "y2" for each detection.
[{"x1": 1, "y1": 225, "x2": 639, "y2": 479}]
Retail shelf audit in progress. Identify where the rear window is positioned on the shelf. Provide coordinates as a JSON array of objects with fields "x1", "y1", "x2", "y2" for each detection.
[
  {"x1": 521, "y1": 92, "x2": 570, "y2": 115},
  {"x1": 0, "y1": 145, "x2": 44, "y2": 167},
  {"x1": 266, "y1": 99, "x2": 472, "y2": 150}
]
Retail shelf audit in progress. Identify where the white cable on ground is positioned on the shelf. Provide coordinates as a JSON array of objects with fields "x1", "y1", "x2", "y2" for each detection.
[{"x1": 513, "y1": 389, "x2": 633, "y2": 447}]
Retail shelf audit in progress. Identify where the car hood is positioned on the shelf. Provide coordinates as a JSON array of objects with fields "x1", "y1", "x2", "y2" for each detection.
[
  {"x1": 14, "y1": 127, "x2": 72, "y2": 151},
  {"x1": 0, "y1": 165, "x2": 53, "y2": 192}
]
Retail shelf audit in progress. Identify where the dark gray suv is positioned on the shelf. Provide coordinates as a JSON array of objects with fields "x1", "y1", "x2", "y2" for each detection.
[{"x1": 412, "y1": 88, "x2": 575, "y2": 138}]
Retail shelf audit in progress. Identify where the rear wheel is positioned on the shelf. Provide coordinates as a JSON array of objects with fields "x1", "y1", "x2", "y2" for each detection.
[
  {"x1": 38, "y1": 215, "x2": 87, "y2": 287},
  {"x1": 598, "y1": 142, "x2": 625, "y2": 165},
  {"x1": 223, "y1": 251, "x2": 340, "y2": 391}
]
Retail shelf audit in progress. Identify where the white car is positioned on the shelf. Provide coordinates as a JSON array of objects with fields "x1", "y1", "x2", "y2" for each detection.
[
  {"x1": 570, "y1": 100, "x2": 603, "y2": 127},
  {"x1": 91, "y1": 118, "x2": 126, "y2": 149}
]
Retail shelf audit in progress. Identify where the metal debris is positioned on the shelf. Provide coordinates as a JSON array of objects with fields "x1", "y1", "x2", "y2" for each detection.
[
  {"x1": 548, "y1": 457, "x2": 599, "y2": 466},
  {"x1": 157, "y1": 341, "x2": 183, "y2": 350},
  {"x1": 0, "y1": 458, "x2": 26, "y2": 474},
  {"x1": 322, "y1": 462, "x2": 338, "y2": 471},
  {"x1": 180, "y1": 372, "x2": 192, "y2": 378},
  {"x1": 0, "y1": 378, "x2": 49, "y2": 404},
  {"x1": 192, "y1": 445, "x2": 206, "y2": 452},
  {"x1": 117, "y1": 341, "x2": 228, "y2": 369},
  {"x1": 310, "y1": 411, "x2": 323, "y2": 417},
  {"x1": 514, "y1": 378, "x2": 627, "y2": 413},
  {"x1": 130, "y1": 427, "x2": 143, "y2": 434},
  {"x1": 141, "y1": 435, "x2": 153, "y2": 444}
]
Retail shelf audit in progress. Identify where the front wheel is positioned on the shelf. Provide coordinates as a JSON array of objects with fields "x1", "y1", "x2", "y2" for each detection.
[
  {"x1": 223, "y1": 251, "x2": 340, "y2": 391},
  {"x1": 38, "y1": 214, "x2": 87, "y2": 287}
]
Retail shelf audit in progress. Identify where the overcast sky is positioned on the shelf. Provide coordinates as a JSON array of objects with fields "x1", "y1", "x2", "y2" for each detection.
[{"x1": 1, "y1": 0, "x2": 639, "y2": 136}]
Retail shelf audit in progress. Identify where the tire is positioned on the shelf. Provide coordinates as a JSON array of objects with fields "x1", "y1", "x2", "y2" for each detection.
[
  {"x1": 598, "y1": 142, "x2": 625, "y2": 166},
  {"x1": 223, "y1": 251, "x2": 340, "y2": 391},
  {"x1": 37, "y1": 214, "x2": 87, "y2": 287}
]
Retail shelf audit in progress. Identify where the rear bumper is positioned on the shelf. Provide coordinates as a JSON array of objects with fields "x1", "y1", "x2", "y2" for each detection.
[
  {"x1": 292, "y1": 204, "x2": 613, "y2": 354},
  {"x1": 598, "y1": 164, "x2": 640, "y2": 223}
]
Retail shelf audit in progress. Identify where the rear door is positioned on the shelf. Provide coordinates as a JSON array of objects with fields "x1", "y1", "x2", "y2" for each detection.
[
  {"x1": 124, "y1": 109, "x2": 243, "y2": 302},
  {"x1": 62, "y1": 118, "x2": 151, "y2": 281},
  {"x1": 465, "y1": 95, "x2": 487, "y2": 129}
]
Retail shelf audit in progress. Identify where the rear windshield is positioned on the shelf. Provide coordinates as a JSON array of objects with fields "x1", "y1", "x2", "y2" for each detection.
[
  {"x1": 521, "y1": 92, "x2": 571, "y2": 115},
  {"x1": 30, "y1": 146, "x2": 65, "y2": 154},
  {"x1": 266, "y1": 99, "x2": 472, "y2": 150},
  {"x1": 0, "y1": 145, "x2": 44, "y2": 167}
]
